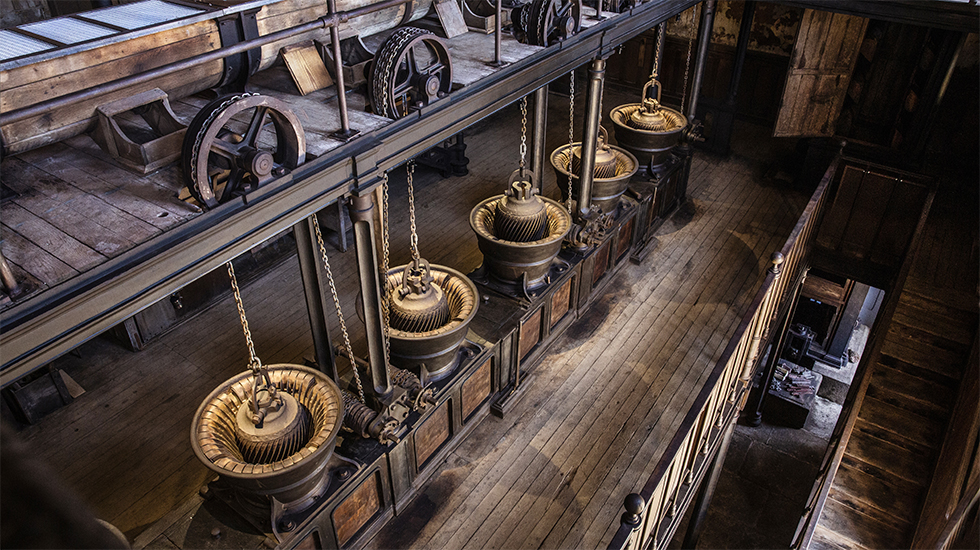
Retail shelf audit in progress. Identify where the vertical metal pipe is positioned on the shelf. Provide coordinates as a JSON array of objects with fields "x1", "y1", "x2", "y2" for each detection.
[
  {"x1": 494, "y1": 0, "x2": 503, "y2": 65},
  {"x1": 293, "y1": 216, "x2": 339, "y2": 382},
  {"x1": 348, "y1": 193, "x2": 393, "y2": 405},
  {"x1": 328, "y1": 0, "x2": 357, "y2": 140},
  {"x1": 578, "y1": 57, "x2": 606, "y2": 219},
  {"x1": 532, "y1": 85, "x2": 548, "y2": 189},
  {"x1": 686, "y1": 0, "x2": 716, "y2": 122}
]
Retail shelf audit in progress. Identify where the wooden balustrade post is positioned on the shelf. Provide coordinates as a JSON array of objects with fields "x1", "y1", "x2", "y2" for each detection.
[
  {"x1": 743, "y1": 254, "x2": 801, "y2": 426},
  {"x1": 682, "y1": 419, "x2": 736, "y2": 549}
]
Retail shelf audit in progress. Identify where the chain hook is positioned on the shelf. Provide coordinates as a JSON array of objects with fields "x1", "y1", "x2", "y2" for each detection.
[{"x1": 406, "y1": 161, "x2": 420, "y2": 264}]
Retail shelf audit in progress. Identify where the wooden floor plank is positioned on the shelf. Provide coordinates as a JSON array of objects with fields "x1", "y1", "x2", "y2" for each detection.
[{"x1": 1, "y1": 202, "x2": 106, "y2": 271}]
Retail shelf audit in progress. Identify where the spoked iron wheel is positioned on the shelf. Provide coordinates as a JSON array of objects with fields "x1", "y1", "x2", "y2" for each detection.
[
  {"x1": 513, "y1": 0, "x2": 580, "y2": 46},
  {"x1": 182, "y1": 93, "x2": 305, "y2": 209},
  {"x1": 371, "y1": 27, "x2": 453, "y2": 119}
]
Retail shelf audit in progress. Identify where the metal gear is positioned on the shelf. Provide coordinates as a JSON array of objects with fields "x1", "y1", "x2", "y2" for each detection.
[
  {"x1": 370, "y1": 27, "x2": 453, "y2": 119},
  {"x1": 182, "y1": 93, "x2": 305, "y2": 209}
]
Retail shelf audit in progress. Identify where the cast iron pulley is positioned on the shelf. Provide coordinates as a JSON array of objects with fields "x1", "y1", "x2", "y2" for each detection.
[
  {"x1": 513, "y1": 0, "x2": 581, "y2": 47},
  {"x1": 370, "y1": 27, "x2": 453, "y2": 119},
  {"x1": 493, "y1": 171, "x2": 548, "y2": 242},
  {"x1": 182, "y1": 93, "x2": 305, "y2": 209}
]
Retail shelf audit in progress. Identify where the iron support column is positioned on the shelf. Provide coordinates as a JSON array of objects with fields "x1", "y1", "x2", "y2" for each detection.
[
  {"x1": 348, "y1": 193, "x2": 393, "y2": 407},
  {"x1": 294, "y1": 216, "x2": 339, "y2": 382},
  {"x1": 686, "y1": 0, "x2": 716, "y2": 123},
  {"x1": 533, "y1": 85, "x2": 549, "y2": 189},
  {"x1": 578, "y1": 57, "x2": 606, "y2": 219},
  {"x1": 682, "y1": 418, "x2": 737, "y2": 549}
]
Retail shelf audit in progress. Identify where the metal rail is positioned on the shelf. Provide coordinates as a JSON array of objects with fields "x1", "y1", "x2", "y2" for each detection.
[
  {"x1": 608, "y1": 154, "x2": 837, "y2": 550},
  {"x1": 0, "y1": 0, "x2": 700, "y2": 387}
]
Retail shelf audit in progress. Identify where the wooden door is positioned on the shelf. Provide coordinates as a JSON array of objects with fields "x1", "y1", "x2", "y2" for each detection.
[{"x1": 773, "y1": 9, "x2": 868, "y2": 137}]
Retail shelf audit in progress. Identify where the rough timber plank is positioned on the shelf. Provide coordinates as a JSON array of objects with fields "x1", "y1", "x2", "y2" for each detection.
[
  {"x1": 1, "y1": 202, "x2": 106, "y2": 271},
  {"x1": 820, "y1": 491, "x2": 910, "y2": 550}
]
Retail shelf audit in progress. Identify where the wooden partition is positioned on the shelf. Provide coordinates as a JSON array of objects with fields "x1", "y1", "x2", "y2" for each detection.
[{"x1": 607, "y1": 155, "x2": 837, "y2": 550}]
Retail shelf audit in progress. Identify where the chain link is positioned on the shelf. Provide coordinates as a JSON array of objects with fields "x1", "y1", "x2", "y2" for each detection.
[
  {"x1": 311, "y1": 214, "x2": 366, "y2": 404},
  {"x1": 406, "y1": 161, "x2": 420, "y2": 263},
  {"x1": 681, "y1": 4, "x2": 699, "y2": 114},
  {"x1": 650, "y1": 22, "x2": 665, "y2": 82},
  {"x1": 379, "y1": 172, "x2": 392, "y2": 377},
  {"x1": 519, "y1": 96, "x2": 528, "y2": 176},
  {"x1": 227, "y1": 261, "x2": 262, "y2": 371},
  {"x1": 567, "y1": 69, "x2": 575, "y2": 212}
]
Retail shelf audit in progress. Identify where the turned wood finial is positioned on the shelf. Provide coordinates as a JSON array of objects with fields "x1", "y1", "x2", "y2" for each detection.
[
  {"x1": 622, "y1": 493, "x2": 645, "y2": 527},
  {"x1": 769, "y1": 252, "x2": 784, "y2": 275}
]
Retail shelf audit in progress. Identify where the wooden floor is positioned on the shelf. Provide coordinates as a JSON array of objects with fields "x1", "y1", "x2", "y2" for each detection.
[{"x1": 8, "y1": 85, "x2": 811, "y2": 548}]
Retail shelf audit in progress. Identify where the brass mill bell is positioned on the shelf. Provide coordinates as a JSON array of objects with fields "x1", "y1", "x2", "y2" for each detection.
[
  {"x1": 610, "y1": 79, "x2": 687, "y2": 175},
  {"x1": 191, "y1": 364, "x2": 344, "y2": 521},
  {"x1": 551, "y1": 126, "x2": 639, "y2": 214},
  {"x1": 389, "y1": 258, "x2": 451, "y2": 332},
  {"x1": 470, "y1": 170, "x2": 571, "y2": 290},
  {"x1": 384, "y1": 258, "x2": 479, "y2": 383},
  {"x1": 493, "y1": 175, "x2": 549, "y2": 242}
]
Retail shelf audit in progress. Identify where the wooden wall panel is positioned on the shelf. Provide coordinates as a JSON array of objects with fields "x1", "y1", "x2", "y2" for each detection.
[
  {"x1": 550, "y1": 277, "x2": 573, "y2": 328},
  {"x1": 774, "y1": 10, "x2": 868, "y2": 137},
  {"x1": 333, "y1": 473, "x2": 382, "y2": 547},
  {"x1": 461, "y1": 357, "x2": 492, "y2": 421},
  {"x1": 519, "y1": 308, "x2": 542, "y2": 361},
  {"x1": 415, "y1": 402, "x2": 451, "y2": 468}
]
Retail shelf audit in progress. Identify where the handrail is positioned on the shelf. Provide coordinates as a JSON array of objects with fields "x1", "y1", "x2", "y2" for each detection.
[{"x1": 608, "y1": 155, "x2": 838, "y2": 550}]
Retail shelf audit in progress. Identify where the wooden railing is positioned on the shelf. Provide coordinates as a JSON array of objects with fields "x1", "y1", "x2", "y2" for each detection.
[{"x1": 607, "y1": 156, "x2": 839, "y2": 550}]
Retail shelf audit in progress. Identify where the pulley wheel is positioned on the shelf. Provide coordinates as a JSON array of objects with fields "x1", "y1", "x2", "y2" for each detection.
[
  {"x1": 514, "y1": 0, "x2": 581, "y2": 46},
  {"x1": 182, "y1": 93, "x2": 305, "y2": 209},
  {"x1": 371, "y1": 27, "x2": 453, "y2": 119}
]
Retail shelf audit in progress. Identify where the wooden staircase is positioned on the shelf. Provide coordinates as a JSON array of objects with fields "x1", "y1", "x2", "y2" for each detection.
[{"x1": 810, "y1": 279, "x2": 977, "y2": 550}]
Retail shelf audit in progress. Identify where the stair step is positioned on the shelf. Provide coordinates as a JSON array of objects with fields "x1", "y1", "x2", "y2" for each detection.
[
  {"x1": 887, "y1": 321, "x2": 972, "y2": 364},
  {"x1": 857, "y1": 394, "x2": 944, "y2": 448},
  {"x1": 892, "y1": 297, "x2": 977, "y2": 347},
  {"x1": 880, "y1": 338, "x2": 965, "y2": 380},
  {"x1": 867, "y1": 364, "x2": 954, "y2": 421},
  {"x1": 812, "y1": 524, "x2": 867, "y2": 550},
  {"x1": 819, "y1": 490, "x2": 912, "y2": 550},
  {"x1": 847, "y1": 423, "x2": 932, "y2": 487},
  {"x1": 835, "y1": 453, "x2": 924, "y2": 524},
  {"x1": 902, "y1": 276, "x2": 980, "y2": 315}
]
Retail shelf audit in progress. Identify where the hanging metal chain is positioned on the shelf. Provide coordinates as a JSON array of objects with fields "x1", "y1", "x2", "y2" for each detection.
[
  {"x1": 681, "y1": 4, "x2": 699, "y2": 114},
  {"x1": 406, "y1": 161, "x2": 420, "y2": 264},
  {"x1": 311, "y1": 214, "x2": 366, "y2": 404},
  {"x1": 228, "y1": 261, "x2": 262, "y2": 372},
  {"x1": 567, "y1": 69, "x2": 575, "y2": 211},
  {"x1": 650, "y1": 22, "x2": 665, "y2": 82},
  {"x1": 379, "y1": 172, "x2": 393, "y2": 376},
  {"x1": 519, "y1": 96, "x2": 528, "y2": 177}
]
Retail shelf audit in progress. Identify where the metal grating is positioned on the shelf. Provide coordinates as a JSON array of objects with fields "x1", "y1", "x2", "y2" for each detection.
[
  {"x1": 20, "y1": 17, "x2": 118, "y2": 45},
  {"x1": 81, "y1": 0, "x2": 204, "y2": 30},
  {"x1": 0, "y1": 30, "x2": 55, "y2": 61}
]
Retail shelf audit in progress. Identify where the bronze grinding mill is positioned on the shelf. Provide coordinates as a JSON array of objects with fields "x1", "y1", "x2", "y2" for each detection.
[
  {"x1": 470, "y1": 170, "x2": 572, "y2": 291},
  {"x1": 610, "y1": 80, "x2": 687, "y2": 178},
  {"x1": 551, "y1": 125, "x2": 639, "y2": 214}
]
